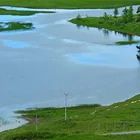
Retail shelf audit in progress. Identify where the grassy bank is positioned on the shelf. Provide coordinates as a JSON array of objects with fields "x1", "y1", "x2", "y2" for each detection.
[
  {"x1": 0, "y1": 8, "x2": 54, "y2": 16},
  {"x1": 0, "y1": 22, "x2": 34, "y2": 32},
  {"x1": 70, "y1": 15, "x2": 140, "y2": 36},
  {"x1": 116, "y1": 40, "x2": 140, "y2": 45},
  {"x1": 0, "y1": 0, "x2": 139, "y2": 9},
  {"x1": 0, "y1": 94, "x2": 140, "y2": 139}
]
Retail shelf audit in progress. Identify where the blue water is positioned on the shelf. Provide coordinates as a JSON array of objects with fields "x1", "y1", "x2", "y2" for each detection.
[{"x1": 3, "y1": 40, "x2": 29, "y2": 48}]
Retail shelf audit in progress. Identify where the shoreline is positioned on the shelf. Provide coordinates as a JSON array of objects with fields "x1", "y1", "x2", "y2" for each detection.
[
  {"x1": 0, "y1": 93, "x2": 139, "y2": 135},
  {"x1": 0, "y1": 118, "x2": 28, "y2": 133}
]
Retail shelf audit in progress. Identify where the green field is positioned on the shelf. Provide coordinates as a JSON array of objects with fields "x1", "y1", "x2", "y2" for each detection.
[
  {"x1": 0, "y1": 0, "x2": 139, "y2": 9},
  {"x1": 0, "y1": 94, "x2": 140, "y2": 140},
  {"x1": 0, "y1": 22, "x2": 34, "y2": 32}
]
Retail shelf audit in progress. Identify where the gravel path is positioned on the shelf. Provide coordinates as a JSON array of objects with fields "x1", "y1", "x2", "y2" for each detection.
[{"x1": 102, "y1": 130, "x2": 140, "y2": 135}]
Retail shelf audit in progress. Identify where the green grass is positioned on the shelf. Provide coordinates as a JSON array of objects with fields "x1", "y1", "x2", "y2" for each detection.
[
  {"x1": 0, "y1": 22, "x2": 34, "y2": 31},
  {"x1": 70, "y1": 14, "x2": 140, "y2": 37},
  {"x1": 116, "y1": 40, "x2": 140, "y2": 45},
  {"x1": 0, "y1": 0, "x2": 139, "y2": 9},
  {"x1": 1, "y1": 132, "x2": 140, "y2": 140},
  {"x1": 0, "y1": 94, "x2": 140, "y2": 139},
  {"x1": 0, "y1": 8, "x2": 54, "y2": 16}
]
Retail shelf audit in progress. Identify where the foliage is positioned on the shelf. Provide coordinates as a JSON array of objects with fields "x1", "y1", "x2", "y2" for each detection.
[
  {"x1": 136, "y1": 6, "x2": 140, "y2": 22},
  {"x1": 137, "y1": 6, "x2": 140, "y2": 13},
  {"x1": 128, "y1": 5, "x2": 133, "y2": 22},
  {"x1": 103, "y1": 12, "x2": 109, "y2": 21},
  {"x1": 122, "y1": 7, "x2": 128, "y2": 23}
]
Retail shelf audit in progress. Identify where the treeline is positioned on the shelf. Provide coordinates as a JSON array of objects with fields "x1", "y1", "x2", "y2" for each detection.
[
  {"x1": 76, "y1": 6, "x2": 140, "y2": 23},
  {"x1": 104, "y1": 6, "x2": 140, "y2": 23},
  {"x1": 97, "y1": 5, "x2": 140, "y2": 32}
]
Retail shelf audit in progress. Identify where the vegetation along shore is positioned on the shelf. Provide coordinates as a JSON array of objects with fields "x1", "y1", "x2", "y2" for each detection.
[
  {"x1": 70, "y1": 6, "x2": 140, "y2": 44},
  {"x1": 0, "y1": 8, "x2": 54, "y2": 16},
  {"x1": 0, "y1": 94, "x2": 140, "y2": 139}
]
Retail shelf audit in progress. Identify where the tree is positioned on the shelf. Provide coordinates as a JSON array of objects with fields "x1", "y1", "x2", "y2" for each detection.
[
  {"x1": 122, "y1": 7, "x2": 128, "y2": 23},
  {"x1": 103, "y1": 12, "x2": 109, "y2": 21},
  {"x1": 128, "y1": 5, "x2": 133, "y2": 22},
  {"x1": 76, "y1": 14, "x2": 81, "y2": 20},
  {"x1": 114, "y1": 7, "x2": 119, "y2": 18},
  {"x1": 136, "y1": 6, "x2": 140, "y2": 22},
  {"x1": 136, "y1": 6, "x2": 140, "y2": 13}
]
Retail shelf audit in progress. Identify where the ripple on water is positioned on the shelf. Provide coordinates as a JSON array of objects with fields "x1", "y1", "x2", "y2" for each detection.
[{"x1": 63, "y1": 38, "x2": 83, "y2": 44}]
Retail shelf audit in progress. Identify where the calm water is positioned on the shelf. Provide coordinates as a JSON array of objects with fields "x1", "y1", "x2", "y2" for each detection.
[{"x1": 0, "y1": 6, "x2": 140, "y2": 130}]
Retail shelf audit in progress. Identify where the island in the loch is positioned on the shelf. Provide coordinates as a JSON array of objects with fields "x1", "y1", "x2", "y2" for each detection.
[
  {"x1": 70, "y1": 6, "x2": 140, "y2": 45},
  {"x1": 0, "y1": 22, "x2": 34, "y2": 32}
]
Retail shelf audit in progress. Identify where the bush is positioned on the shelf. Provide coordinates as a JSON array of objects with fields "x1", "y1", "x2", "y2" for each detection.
[{"x1": 98, "y1": 21, "x2": 103, "y2": 24}]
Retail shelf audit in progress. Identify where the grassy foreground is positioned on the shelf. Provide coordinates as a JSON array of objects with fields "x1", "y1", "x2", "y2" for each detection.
[
  {"x1": 0, "y1": 0, "x2": 139, "y2": 9},
  {"x1": 1, "y1": 132, "x2": 140, "y2": 140},
  {"x1": 0, "y1": 22, "x2": 34, "y2": 32},
  {"x1": 0, "y1": 8, "x2": 54, "y2": 16},
  {"x1": 70, "y1": 15, "x2": 140, "y2": 36},
  {"x1": 0, "y1": 94, "x2": 140, "y2": 139}
]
